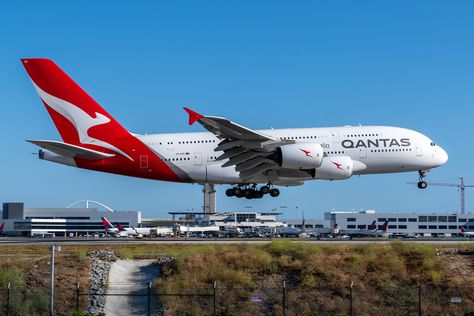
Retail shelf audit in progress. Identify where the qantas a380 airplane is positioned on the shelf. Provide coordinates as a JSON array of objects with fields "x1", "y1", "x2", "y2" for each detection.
[{"x1": 22, "y1": 58, "x2": 448, "y2": 199}]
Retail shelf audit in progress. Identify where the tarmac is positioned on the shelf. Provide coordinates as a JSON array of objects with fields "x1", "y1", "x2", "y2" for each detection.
[{"x1": 0, "y1": 237, "x2": 473, "y2": 245}]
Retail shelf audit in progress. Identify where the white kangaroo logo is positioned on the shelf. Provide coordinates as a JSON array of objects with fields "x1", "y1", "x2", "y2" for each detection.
[{"x1": 32, "y1": 82, "x2": 133, "y2": 160}]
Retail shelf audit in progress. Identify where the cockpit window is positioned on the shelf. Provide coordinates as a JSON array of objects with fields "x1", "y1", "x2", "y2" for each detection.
[{"x1": 430, "y1": 142, "x2": 436, "y2": 146}]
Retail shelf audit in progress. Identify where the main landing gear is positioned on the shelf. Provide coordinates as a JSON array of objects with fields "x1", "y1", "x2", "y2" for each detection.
[
  {"x1": 417, "y1": 170, "x2": 428, "y2": 189},
  {"x1": 225, "y1": 184, "x2": 280, "y2": 199}
]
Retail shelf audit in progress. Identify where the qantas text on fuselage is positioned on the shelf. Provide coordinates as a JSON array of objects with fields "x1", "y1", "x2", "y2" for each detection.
[{"x1": 22, "y1": 58, "x2": 448, "y2": 199}]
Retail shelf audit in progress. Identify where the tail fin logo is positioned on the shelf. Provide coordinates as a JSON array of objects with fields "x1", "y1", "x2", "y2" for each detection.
[
  {"x1": 32, "y1": 83, "x2": 133, "y2": 161},
  {"x1": 0, "y1": 222, "x2": 4, "y2": 233},
  {"x1": 101, "y1": 217, "x2": 114, "y2": 229},
  {"x1": 369, "y1": 220, "x2": 376, "y2": 230}
]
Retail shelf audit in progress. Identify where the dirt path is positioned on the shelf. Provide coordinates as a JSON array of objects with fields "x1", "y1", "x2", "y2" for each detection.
[{"x1": 103, "y1": 259, "x2": 160, "y2": 316}]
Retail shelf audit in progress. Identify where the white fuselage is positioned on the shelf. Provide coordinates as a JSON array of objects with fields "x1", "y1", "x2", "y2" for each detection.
[{"x1": 136, "y1": 125, "x2": 448, "y2": 184}]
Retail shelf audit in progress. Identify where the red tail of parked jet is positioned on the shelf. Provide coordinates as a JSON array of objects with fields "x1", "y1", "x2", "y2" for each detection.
[
  {"x1": 21, "y1": 58, "x2": 180, "y2": 182},
  {"x1": 369, "y1": 220, "x2": 376, "y2": 230},
  {"x1": 101, "y1": 217, "x2": 114, "y2": 230},
  {"x1": 380, "y1": 220, "x2": 389, "y2": 232},
  {"x1": 0, "y1": 222, "x2": 4, "y2": 233}
]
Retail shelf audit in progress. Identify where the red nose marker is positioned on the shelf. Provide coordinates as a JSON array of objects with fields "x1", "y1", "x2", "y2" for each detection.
[{"x1": 183, "y1": 107, "x2": 204, "y2": 125}]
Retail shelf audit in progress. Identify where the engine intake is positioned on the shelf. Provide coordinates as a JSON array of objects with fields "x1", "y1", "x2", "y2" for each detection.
[{"x1": 272, "y1": 143, "x2": 324, "y2": 169}]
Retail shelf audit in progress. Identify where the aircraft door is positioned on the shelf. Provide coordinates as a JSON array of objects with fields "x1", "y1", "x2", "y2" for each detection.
[
  {"x1": 194, "y1": 152, "x2": 203, "y2": 166},
  {"x1": 139, "y1": 155, "x2": 149, "y2": 169},
  {"x1": 415, "y1": 144, "x2": 423, "y2": 156},
  {"x1": 359, "y1": 148, "x2": 367, "y2": 159},
  {"x1": 331, "y1": 130, "x2": 340, "y2": 143}
]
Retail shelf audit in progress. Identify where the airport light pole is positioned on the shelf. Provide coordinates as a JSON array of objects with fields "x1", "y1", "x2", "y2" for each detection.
[
  {"x1": 417, "y1": 281, "x2": 422, "y2": 316},
  {"x1": 349, "y1": 281, "x2": 354, "y2": 316},
  {"x1": 282, "y1": 280, "x2": 286, "y2": 316},
  {"x1": 50, "y1": 245, "x2": 60, "y2": 316},
  {"x1": 6, "y1": 282, "x2": 10, "y2": 316}
]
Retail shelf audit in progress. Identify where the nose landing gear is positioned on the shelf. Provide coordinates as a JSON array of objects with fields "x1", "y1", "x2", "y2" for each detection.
[
  {"x1": 225, "y1": 183, "x2": 279, "y2": 199},
  {"x1": 417, "y1": 170, "x2": 428, "y2": 189}
]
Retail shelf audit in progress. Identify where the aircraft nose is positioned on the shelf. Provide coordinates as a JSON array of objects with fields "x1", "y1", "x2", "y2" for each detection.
[{"x1": 437, "y1": 146, "x2": 448, "y2": 165}]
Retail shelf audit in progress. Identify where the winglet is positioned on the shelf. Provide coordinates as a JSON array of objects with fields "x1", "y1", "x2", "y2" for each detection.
[{"x1": 183, "y1": 107, "x2": 204, "y2": 125}]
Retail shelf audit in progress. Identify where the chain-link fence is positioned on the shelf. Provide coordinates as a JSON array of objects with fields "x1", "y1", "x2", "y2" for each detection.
[{"x1": 2, "y1": 281, "x2": 474, "y2": 315}]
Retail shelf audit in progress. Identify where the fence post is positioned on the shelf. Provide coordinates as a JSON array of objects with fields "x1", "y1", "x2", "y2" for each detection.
[
  {"x1": 6, "y1": 282, "x2": 10, "y2": 316},
  {"x1": 76, "y1": 283, "x2": 80, "y2": 311},
  {"x1": 350, "y1": 281, "x2": 354, "y2": 316},
  {"x1": 213, "y1": 281, "x2": 217, "y2": 316},
  {"x1": 282, "y1": 280, "x2": 286, "y2": 316},
  {"x1": 147, "y1": 282, "x2": 152, "y2": 316},
  {"x1": 417, "y1": 281, "x2": 422, "y2": 316}
]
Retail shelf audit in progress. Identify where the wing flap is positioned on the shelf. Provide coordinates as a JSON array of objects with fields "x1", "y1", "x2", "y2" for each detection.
[{"x1": 27, "y1": 140, "x2": 115, "y2": 160}]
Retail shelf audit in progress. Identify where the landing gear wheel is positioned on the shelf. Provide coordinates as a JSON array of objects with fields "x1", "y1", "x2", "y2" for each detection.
[
  {"x1": 417, "y1": 170, "x2": 428, "y2": 190},
  {"x1": 243, "y1": 189, "x2": 254, "y2": 199},
  {"x1": 225, "y1": 189, "x2": 234, "y2": 197},
  {"x1": 260, "y1": 186, "x2": 270, "y2": 194},
  {"x1": 233, "y1": 187, "x2": 242, "y2": 197},
  {"x1": 417, "y1": 181, "x2": 428, "y2": 189},
  {"x1": 253, "y1": 190, "x2": 264, "y2": 199},
  {"x1": 269, "y1": 188, "x2": 280, "y2": 197}
]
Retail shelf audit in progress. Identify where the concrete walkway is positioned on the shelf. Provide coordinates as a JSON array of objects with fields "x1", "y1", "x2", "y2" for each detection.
[{"x1": 104, "y1": 259, "x2": 160, "y2": 316}]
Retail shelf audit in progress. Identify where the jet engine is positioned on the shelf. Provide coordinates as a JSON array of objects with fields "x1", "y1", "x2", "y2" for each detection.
[
  {"x1": 314, "y1": 156, "x2": 353, "y2": 180},
  {"x1": 272, "y1": 143, "x2": 324, "y2": 169}
]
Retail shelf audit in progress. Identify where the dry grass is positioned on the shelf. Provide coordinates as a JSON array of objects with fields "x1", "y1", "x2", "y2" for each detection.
[{"x1": 0, "y1": 242, "x2": 473, "y2": 315}]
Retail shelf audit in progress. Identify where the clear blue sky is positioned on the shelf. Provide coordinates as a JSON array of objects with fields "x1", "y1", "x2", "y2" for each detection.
[{"x1": 0, "y1": 1, "x2": 473, "y2": 219}]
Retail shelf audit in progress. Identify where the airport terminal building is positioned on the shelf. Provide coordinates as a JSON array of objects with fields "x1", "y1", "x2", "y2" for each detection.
[
  {"x1": 1, "y1": 202, "x2": 140, "y2": 237},
  {"x1": 288, "y1": 210, "x2": 474, "y2": 236}
]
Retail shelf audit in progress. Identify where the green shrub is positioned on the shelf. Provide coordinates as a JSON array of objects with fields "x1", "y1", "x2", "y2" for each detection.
[{"x1": 0, "y1": 266, "x2": 24, "y2": 288}]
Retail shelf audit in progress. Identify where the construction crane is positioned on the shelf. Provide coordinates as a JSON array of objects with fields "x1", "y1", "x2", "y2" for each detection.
[{"x1": 408, "y1": 177, "x2": 474, "y2": 214}]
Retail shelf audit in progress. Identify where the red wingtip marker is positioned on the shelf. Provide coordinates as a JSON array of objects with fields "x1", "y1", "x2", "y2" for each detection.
[{"x1": 183, "y1": 107, "x2": 204, "y2": 125}]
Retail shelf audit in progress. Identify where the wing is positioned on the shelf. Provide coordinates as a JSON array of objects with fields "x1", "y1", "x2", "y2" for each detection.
[
  {"x1": 27, "y1": 140, "x2": 115, "y2": 160},
  {"x1": 184, "y1": 107, "x2": 308, "y2": 182}
]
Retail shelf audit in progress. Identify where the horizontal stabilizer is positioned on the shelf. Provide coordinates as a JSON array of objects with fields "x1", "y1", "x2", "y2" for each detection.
[{"x1": 27, "y1": 140, "x2": 115, "y2": 160}]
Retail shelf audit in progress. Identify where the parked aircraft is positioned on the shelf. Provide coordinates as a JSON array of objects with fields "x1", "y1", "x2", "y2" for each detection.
[
  {"x1": 0, "y1": 222, "x2": 5, "y2": 236},
  {"x1": 337, "y1": 220, "x2": 389, "y2": 237},
  {"x1": 460, "y1": 225, "x2": 474, "y2": 237},
  {"x1": 116, "y1": 222, "x2": 172, "y2": 237},
  {"x1": 100, "y1": 217, "x2": 128, "y2": 237},
  {"x1": 22, "y1": 58, "x2": 448, "y2": 199}
]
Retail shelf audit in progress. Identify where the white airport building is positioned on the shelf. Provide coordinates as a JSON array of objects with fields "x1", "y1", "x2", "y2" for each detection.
[
  {"x1": 2, "y1": 200, "x2": 474, "y2": 237},
  {"x1": 1, "y1": 202, "x2": 140, "y2": 237},
  {"x1": 287, "y1": 210, "x2": 474, "y2": 237},
  {"x1": 169, "y1": 211, "x2": 287, "y2": 231}
]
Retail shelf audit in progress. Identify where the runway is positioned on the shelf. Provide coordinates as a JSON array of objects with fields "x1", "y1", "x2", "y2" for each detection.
[{"x1": 0, "y1": 237, "x2": 473, "y2": 246}]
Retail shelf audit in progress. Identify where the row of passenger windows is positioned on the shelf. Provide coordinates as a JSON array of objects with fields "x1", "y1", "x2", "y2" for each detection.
[
  {"x1": 178, "y1": 140, "x2": 216, "y2": 144},
  {"x1": 149, "y1": 140, "x2": 218, "y2": 146},
  {"x1": 164, "y1": 157, "x2": 191, "y2": 162},
  {"x1": 325, "y1": 151, "x2": 345, "y2": 155},
  {"x1": 279, "y1": 136, "x2": 318, "y2": 140},
  {"x1": 371, "y1": 149, "x2": 412, "y2": 152},
  {"x1": 346, "y1": 134, "x2": 379, "y2": 137},
  {"x1": 163, "y1": 156, "x2": 219, "y2": 162}
]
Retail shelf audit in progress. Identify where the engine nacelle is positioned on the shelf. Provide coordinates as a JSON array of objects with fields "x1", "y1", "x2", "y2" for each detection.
[
  {"x1": 275, "y1": 143, "x2": 324, "y2": 169},
  {"x1": 314, "y1": 156, "x2": 353, "y2": 180}
]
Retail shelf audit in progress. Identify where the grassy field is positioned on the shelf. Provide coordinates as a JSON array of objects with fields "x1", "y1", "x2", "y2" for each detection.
[{"x1": 0, "y1": 242, "x2": 473, "y2": 315}]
